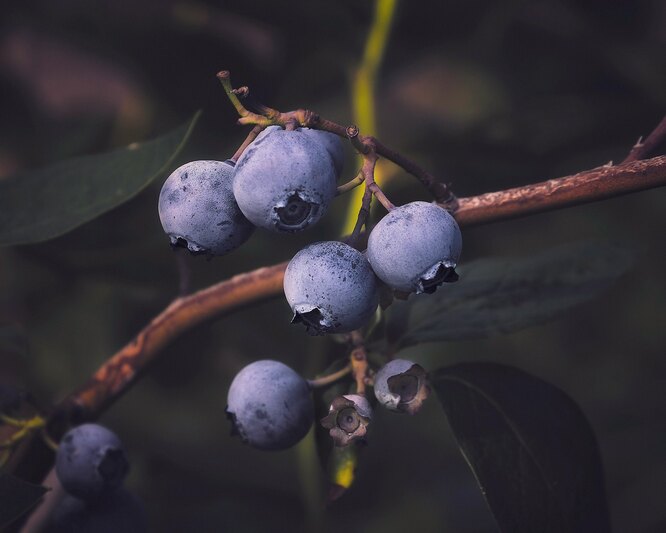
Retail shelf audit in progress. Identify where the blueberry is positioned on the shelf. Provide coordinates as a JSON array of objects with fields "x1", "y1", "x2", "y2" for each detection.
[
  {"x1": 373, "y1": 359, "x2": 430, "y2": 414},
  {"x1": 367, "y1": 201, "x2": 462, "y2": 294},
  {"x1": 45, "y1": 488, "x2": 147, "y2": 533},
  {"x1": 55, "y1": 424, "x2": 129, "y2": 501},
  {"x1": 283, "y1": 241, "x2": 379, "y2": 335},
  {"x1": 299, "y1": 128, "x2": 345, "y2": 177},
  {"x1": 320, "y1": 394, "x2": 372, "y2": 446},
  {"x1": 233, "y1": 128, "x2": 337, "y2": 232},
  {"x1": 226, "y1": 360, "x2": 314, "y2": 451},
  {"x1": 158, "y1": 160, "x2": 255, "y2": 256}
]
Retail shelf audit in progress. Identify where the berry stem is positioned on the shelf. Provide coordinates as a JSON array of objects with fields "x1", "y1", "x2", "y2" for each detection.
[
  {"x1": 336, "y1": 171, "x2": 365, "y2": 196},
  {"x1": 368, "y1": 181, "x2": 394, "y2": 211},
  {"x1": 307, "y1": 365, "x2": 352, "y2": 389},
  {"x1": 349, "y1": 185, "x2": 373, "y2": 248},
  {"x1": 348, "y1": 330, "x2": 369, "y2": 396},
  {"x1": 346, "y1": 125, "x2": 370, "y2": 155},
  {"x1": 361, "y1": 150, "x2": 395, "y2": 211},
  {"x1": 219, "y1": 70, "x2": 453, "y2": 203},
  {"x1": 231, "y1": 125, "x2": 265, "y2": 162},
  {"x1": 216, "y1": 71, "x2": 251, "y2": 118}
]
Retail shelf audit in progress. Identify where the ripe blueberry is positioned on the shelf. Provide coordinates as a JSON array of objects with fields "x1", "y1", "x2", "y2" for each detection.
[
  {"x1": 158, "y1": 159, "x2": 255, "y2": 256},
  {"x1": 233, "y1": 128, "x2": 337, "y2": 232},
  {"x1": 367, "y1": 201, "x2": 462, "y2": 294},
  {"x1": 226, "y1": 360, "x2": 314, "y2": 451},
  {"x1": 283, "y1": 241, "x2": 379, "y2": 335},
  {"x1": 55, "y1": 424, "x2": 129, "y2": 501},
  {"x1": 373, "y1": 359, "x2": 430, "y2": 414},
  {"x1": 299, "y1": 128, "x2": 345, "y2": 177}
]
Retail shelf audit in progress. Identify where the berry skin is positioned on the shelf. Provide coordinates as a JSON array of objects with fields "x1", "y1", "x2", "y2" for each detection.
[
  {"x1": 158, "y1": 159, "x2": 255, "y2": 256},
  {"x1": 367, "y1": 201, "x2": 462, "y2": 294},
  {"x1": 299, "y1": 128, "x2": 345, "y2": 177},
  {"x1": 45, "y1": 489, "x2": 147, "y2": 533},
  {"x1": 226, "y1": 360, "x2": 314, "y2": 451},
  {"x1": 55, "y1": 424, "x2": 129, "y2": 501},
  {"x1": 233, "y1": 128, "x2": 337, "y2": 232},
  {"x1": 254, "y1": 126, "x2": 344, "y2": 177},
  {"x1": 373, "y1": 359, "x2": 430, "y2": 414},
  {"x1": 283, "y1": 241, "x2": 379, "y2": 335}
]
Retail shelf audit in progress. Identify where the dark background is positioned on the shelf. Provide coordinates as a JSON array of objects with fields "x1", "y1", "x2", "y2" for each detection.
[{"x1": 1, "y1": 1, "x2": 665, "y2": 531}]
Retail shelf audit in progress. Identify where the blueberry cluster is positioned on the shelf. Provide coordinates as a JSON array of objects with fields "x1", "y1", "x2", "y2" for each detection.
[
  {"x1": 48, "y1": 424, "x2": 146, "y2": 532},
  {"x1": 159, "y1": 127, "x2": 462, "y2": 338},
  {"x1": 225, "y1": 358, "x2": 430, "y2": 451},
  {"x1": 158, "y1": 126, "x2": 344, "y2": 256},
  {"x1": 283, "y1": 201, "x2": 461, "y2": 335},
  {"x1": 159, "y1": 122, "x2": 461, "y2": 452}
]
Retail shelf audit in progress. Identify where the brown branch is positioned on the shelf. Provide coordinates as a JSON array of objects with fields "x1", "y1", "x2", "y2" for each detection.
[
  {"x1": 451, "y1": 155, "x2": 666, "y2": 227},
  {"x1": 35, "y1": 154, "x2": 666, "y2": 430},
  {"x1": 56, "y1": 263, "x2": 287, "y2": 423},
  {"x1": 622, "y1": 114, "x2": 666, "y2": 164},
  {"x1": 8, "y1": 153, "x2": 665, "y2": 491}
]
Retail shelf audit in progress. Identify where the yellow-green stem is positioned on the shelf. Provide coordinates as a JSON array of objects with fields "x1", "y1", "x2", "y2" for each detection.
[{"x1": 342, "y1": 0, "x2": 399, "y2": 234}]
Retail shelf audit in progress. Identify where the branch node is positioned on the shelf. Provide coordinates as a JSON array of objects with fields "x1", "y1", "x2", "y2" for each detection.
[{"x1": 347, "y1": 125, "x2": 371, "y2": 154}]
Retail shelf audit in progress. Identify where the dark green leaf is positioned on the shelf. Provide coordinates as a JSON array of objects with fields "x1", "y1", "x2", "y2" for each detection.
[
  {"x1": 382, "y1": 241, "x2": 634, "y2": 348},
  {"x1": 0, "y1": 474, "x2": 48, "y2": 529},
  {"x1": 433, "y1": 362, "x2": 610, "y2": 533},
  {"x1": 0, "y1": 112, "x2": 201, "y2": 246}
]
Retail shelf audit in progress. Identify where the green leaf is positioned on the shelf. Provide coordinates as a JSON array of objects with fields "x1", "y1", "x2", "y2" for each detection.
[
  {"x1": 432, "y1": 362, "x2": 611, "y2": 533},
  {"x1": 382, "y1": 241, "x2": 634, "y2": 349},
  {"x1": 0, "y1": 111, "x2": 201, "y2": 246},
  {"x1": 0, "y1": 474, "x2": 48, "y2": 529}
]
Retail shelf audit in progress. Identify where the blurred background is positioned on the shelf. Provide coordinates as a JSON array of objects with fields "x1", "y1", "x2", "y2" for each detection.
[{"x1": 1, "y1": 1, "x2": 665, "y2": 531}]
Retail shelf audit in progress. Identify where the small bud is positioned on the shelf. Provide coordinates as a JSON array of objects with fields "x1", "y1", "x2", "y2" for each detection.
[
  {"x1": 321, "y1": 394, "x2": 372, "y2": 447},
  {"x1": 373, "y1": 359, "x2": 429, "y2": 414}
]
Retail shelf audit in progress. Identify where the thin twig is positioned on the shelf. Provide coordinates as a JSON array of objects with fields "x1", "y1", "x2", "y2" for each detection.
[
  {"x1": 622, "y1": 114, "x2": 666, "y2": 164},
  {"x1": 336, "y1": 172, "x2": 364, "y2": 195},
  {"x1": 348, "y1": 331, "x2": 368, "y2": 396},
  {"x1": 307, "y1": 365, "x2": 352, "y2": 389},
  {"x1": 231, "y1": 125, "x2": 264, "y2": 162},
  {"x1": 349, "y1": 186, "x2": 373, "y2": 248},
  {"x1": 219, "y1": 71, "x2": 453, "y2": 203}
]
